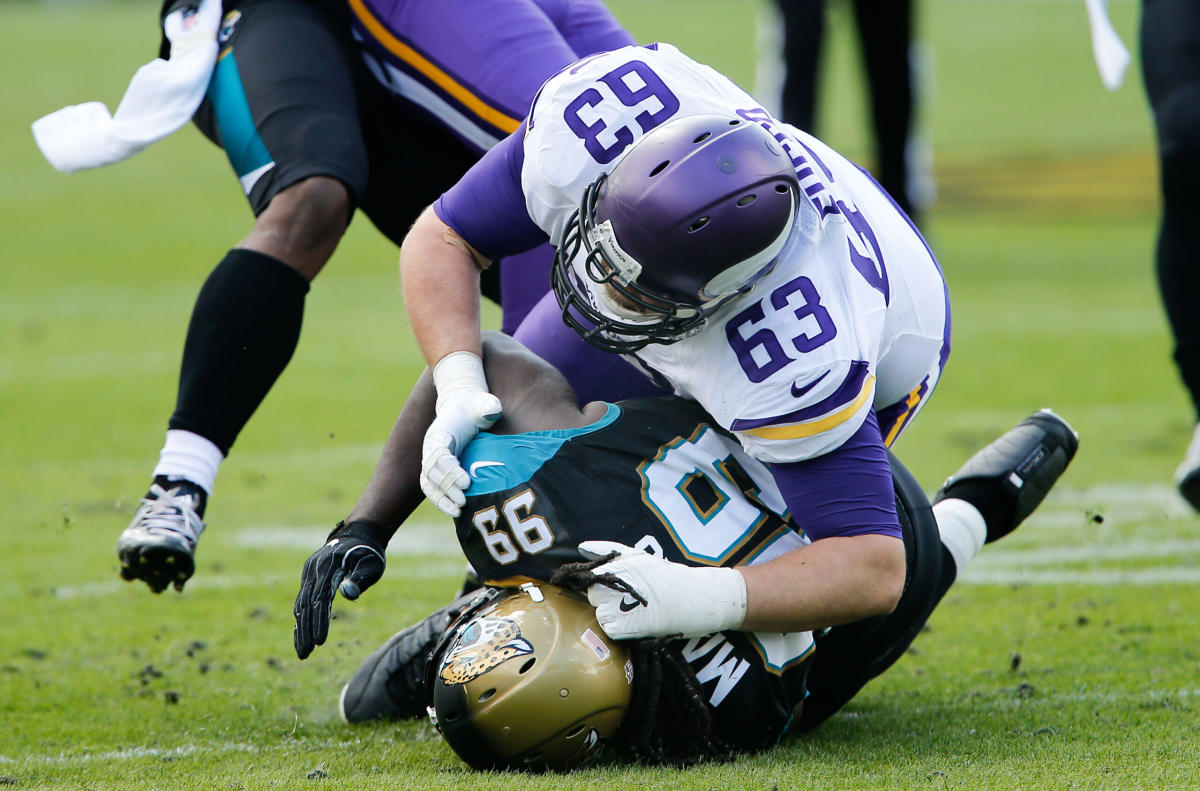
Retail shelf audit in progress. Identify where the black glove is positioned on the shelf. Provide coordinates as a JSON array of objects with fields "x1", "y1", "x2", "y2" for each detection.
[{"x1": 293, "y1": 520, "x2": 387, "y2": 660}]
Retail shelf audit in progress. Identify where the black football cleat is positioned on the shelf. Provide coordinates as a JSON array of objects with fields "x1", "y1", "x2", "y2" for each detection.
[
  {"x1": 339, "y1": 592, "x2": 482, "y2": 723},
  {"x1": 117, "y1": 479, "x2": 207, "y2": 593},
  {"x1": 934, "y1": 409, "x2": 1079, "y2": 544},
  {"x1": 1174, "y1": 423, "x2": 1200, "y2": 512}
]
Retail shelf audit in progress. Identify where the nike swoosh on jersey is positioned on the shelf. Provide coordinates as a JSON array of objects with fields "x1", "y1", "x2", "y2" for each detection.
[
  {"x1": 790, "y1": 369, "x2": 830, "y2": 399},
  {"x1": 618, "y1": 596, "x2": 644, "y2": 612},
  {"x1": 468, "y1": 460, "x2": 506, "y2": 477}
]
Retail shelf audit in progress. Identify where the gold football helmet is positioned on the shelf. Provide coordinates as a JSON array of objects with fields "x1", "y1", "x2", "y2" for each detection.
[{"x1": 427, "y1": 583, "x2": 634, "y2": 771}]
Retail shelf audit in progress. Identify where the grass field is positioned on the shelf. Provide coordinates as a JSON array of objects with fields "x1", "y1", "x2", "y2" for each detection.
[{"x1": 4, "y1": 0, "x2": 1199, "y2": 788}]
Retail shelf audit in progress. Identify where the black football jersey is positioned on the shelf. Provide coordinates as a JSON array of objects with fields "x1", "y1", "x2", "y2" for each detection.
[{"x1": 455, "y1": 397, "x2": 811, "y2": 751}]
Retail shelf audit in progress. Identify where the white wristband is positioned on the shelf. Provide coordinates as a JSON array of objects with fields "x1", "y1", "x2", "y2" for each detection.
[
  {"x1": 689, "y1": 566, "x2": 749, "y2": 634},
  {"x1": 431, "y1": 351, "x2": 487, "y2": 407}
]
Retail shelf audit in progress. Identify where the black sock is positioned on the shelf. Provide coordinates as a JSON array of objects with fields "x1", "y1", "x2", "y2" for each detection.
[{"x1": 168, "y1": 249, "x2": 310, "y2": 455}]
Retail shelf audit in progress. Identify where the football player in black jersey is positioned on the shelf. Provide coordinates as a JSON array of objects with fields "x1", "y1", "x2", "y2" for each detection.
[
  {"x1": 293, "y1": 331, "x2": 1077, "y2": 768},
  {"x1": 103, "y1": 0, "x2": 633, "y2": 595}
]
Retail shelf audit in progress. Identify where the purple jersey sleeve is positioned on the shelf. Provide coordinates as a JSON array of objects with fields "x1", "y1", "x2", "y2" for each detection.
[
  {"x1": 769, "y1": 410, "x2": 903, "y2": 541},
  {"x1": 434, "y1": 121, "x2": 549, "y2": 260}
]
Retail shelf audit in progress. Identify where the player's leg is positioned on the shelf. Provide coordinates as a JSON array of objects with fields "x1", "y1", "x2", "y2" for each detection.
[
  {"x1": 1140, "y1": 0, "x2": 1200, "y2": 509},
  {"x1": 774, "y1": 0, "x2": 826, "y2": 132},
  {"x1": 794, "y1": 452, "x2": 948, "y2": 729},
  {"x1": 849, "y1": 0, "x2": 920, "y2": 221},
  {"x1": 119, "y1": 0, "x2": 369, "y2": 593},
  {"x1": 934, "y1": 410, "x2": 1079, "y2": 545},
  {"x1": 796, "y1": 413, "x2": 1078, "y2": 730}
]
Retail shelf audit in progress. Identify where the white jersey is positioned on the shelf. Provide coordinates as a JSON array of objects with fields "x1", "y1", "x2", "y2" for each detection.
[{"x1": 522, "y1": 44, "x2": 949, "y2": 463}]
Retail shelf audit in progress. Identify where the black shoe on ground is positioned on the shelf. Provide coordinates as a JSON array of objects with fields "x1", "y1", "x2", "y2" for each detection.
[
  {"x1": 339, "y1": 591, "x2": 482, "y2": 723},
  {"x1": 934, "y1": 409, "x2": 1079, "y2": 544}
]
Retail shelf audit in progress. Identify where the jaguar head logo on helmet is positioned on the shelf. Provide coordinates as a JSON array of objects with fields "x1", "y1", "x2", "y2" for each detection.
[
  {"x1": 437, "y1": 614, "x2": 533, "y2": 686},
  {"x1": 552, "y1": 113, "x2": 801, "y2": 353}
]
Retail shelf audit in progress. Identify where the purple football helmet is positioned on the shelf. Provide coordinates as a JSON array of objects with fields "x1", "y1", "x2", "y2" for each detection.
[{"x1": 552, "y1": 113, "x2": 799, "y2": 353}]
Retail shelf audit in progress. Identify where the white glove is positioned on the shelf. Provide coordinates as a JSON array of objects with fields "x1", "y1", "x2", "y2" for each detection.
[
  {"x1": 420, "y1": 351, "x2": 502, "y2": 517},
  {"x1": 578, "y1": 540, "x2": 747, "y2": 640}
]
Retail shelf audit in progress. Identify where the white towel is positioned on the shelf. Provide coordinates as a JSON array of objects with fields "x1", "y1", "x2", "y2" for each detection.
[
  {"x1": 1084, "y1": 0, "x2": 1131, "y2": 92},
  {"x1": 32, "y1": 0, "x2": 223, "y2": 173}
]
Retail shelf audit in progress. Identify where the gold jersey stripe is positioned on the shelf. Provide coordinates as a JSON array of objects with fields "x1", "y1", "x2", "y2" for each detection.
[
  {"x1": 882, "y1": 384, "x2": 924, "y2": 448},
  {"x1": 347, "y1": 0, "x2": 522, "y2": 135},
  {"x1": 740, "y1": 375, "x2": 876, "y2": 441}
]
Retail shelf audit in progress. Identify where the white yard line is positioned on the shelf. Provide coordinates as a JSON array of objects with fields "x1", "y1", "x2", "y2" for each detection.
[
  {"x1": 38, "y1": 484, "x2": 1200, "y2": 599},
  {"x1": 0, "y1": 737, "x2": 386, "y2": 767},
  {"x1": 961, "y1": 567, "x2": 1200, "y2": 585},
  {"x1": 233, "y1": 523, "x2": 456, "y2": 555},
  {"x1": 973, "y1": 537, "x2": 1200, "y2": 566}
]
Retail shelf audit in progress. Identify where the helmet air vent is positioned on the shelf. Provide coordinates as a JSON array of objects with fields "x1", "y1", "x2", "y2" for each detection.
[
  {"x1": 692, "y1": 132, "x2": 712, "y2": 143},
  {"x1": 477, "y1": 688, "x2": 497, "y2": 702},
  {"x1": 687, "y1": 217, "x2": 711, "y2": 232},
  {"x1": 737, "y1": 194, "x2": 757, "y2": 207},
  {"x1": 518, "y1": 657, "x2": 536, "y2": 674},
  {"x1": 649, "y1": 160, "x2": 671, "y2": 177}
]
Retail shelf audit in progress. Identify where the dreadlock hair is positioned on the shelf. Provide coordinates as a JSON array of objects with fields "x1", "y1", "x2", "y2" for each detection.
[{"x1": 550, "y1": 554, "x2": 735, "y2": 767}]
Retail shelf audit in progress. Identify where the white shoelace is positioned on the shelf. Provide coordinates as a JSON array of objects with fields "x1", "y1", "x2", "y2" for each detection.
[{"x1": 135, "y1": 486, "x2": 206, "y2": 547}]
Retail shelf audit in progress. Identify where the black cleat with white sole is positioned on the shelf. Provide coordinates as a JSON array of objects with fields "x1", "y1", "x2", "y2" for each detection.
[{"x1": 934, "y1": 409, "x2": 1079, "y2": 544}]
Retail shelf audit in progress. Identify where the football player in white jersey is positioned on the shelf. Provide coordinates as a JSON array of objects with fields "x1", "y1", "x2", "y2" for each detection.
[{"x1": 397, "y1": 44, "x2": 1024, "y2": 642}]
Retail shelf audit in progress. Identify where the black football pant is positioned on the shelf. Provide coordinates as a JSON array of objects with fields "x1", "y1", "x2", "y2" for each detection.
[
  {"x1": 795, "y1": 451, "x2": 956, "y2": 730},
  {"x1": 776, "y1": 0, "x2": 918, "y2": 220},
  {"x1": 1142, "y1": 0, "x2": 1200, "y2": 421}
]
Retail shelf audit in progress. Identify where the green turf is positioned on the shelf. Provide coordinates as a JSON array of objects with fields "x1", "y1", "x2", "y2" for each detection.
[{"x1": 4, "y1": 1, "x2": 1198, "y2": 788}]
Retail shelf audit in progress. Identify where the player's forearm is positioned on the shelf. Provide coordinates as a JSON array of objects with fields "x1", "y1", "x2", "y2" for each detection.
[
  {"x1": 400, "y1": 206, "x2": 487, "y2": 368},
  {"x1": 738, "y1": 534, "x2": 905, "y2": 632},
  {"x1": 345, "y1": 368, "x2": 437, "y2": 543}
]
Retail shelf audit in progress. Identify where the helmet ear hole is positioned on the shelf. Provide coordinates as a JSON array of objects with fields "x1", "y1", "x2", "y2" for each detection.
[{"x1": 775, "y1": 184, "x2": 790, "y2": 194}]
